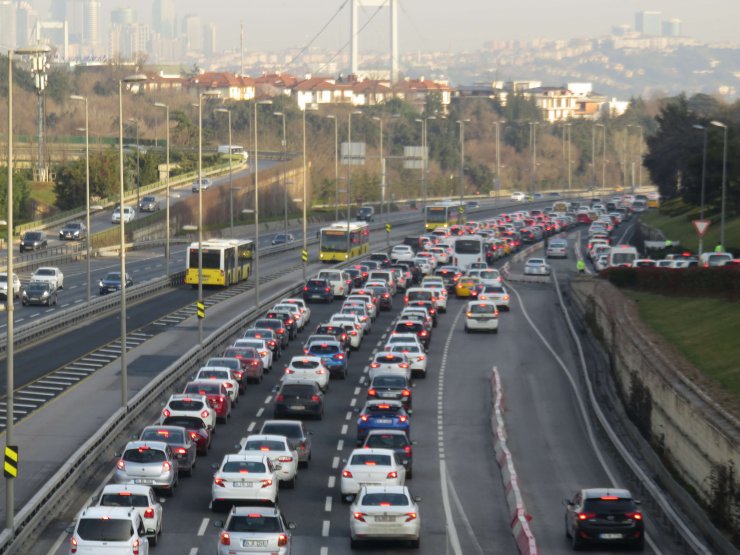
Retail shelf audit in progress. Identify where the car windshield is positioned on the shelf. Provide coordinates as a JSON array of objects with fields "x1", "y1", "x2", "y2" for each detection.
[
  {"x1": 351, "y1": 454, "x2": 392, "y2": 466},
  {"x1": 582, "y1": 498, "x2": 637, "y2": 513},
  {"x1": 104, "y1": 273, "x2": 121, "y2": 281},
  {"x1": 260, "y1": 424, "x2": 302, "y2": 438},
  {"x1": 99, "y1": 493, "x2": 149, "y2": 508},
  {"x1": 143, "y1": 196, "x2": 155, "y2": 202},
  {"x1": 469, "y1": 303, "x2": 496, "y2": 314},
  {"x1": 366, "y1": 404, "x2": 402, "y2": 414},
  {"x1": 375, "y1": 354, "x2": 404, "y2": 364},
  {"x1": 362, "y1": 493, "x2": 409, "y2": 506},
  {"x1": 391, "y1": 345, "x2": 420, "y2": 355},
  {"x1": 224, "y1": 348, "x2": 258, "y2": 359},
  {"x1": 227, "y1": 515, "x2": 281, "y2": 533},
  {"x1": 162, "y1": 416, "x2": 204, "y2": 429},
  {"x1": 123, "y1": 447, "x2": 166, "y2": 463},
  {"x1": 25, "y1": 232, "x2": 42, "y2": 240},
  {"x1": 207, "y1": 358, "x2": 240, "y2": 370},
  {"x1": 407, "y1": 291, "x2": 432, "y2": 301},
  {"x1": 76, "y1": 518, "x2": 133, "y2": 541},
  {"x1": 222, "y1": 460, "x2": 266, "y2": 473},
  {"x1": 244, "y1": 440, "x2": 286, "y2": 451},
  {"x1": 198, "y1": 370, "x2": 229, "y2": 380},
  {"x1": 27, "y1": 283, "x2": 48, "y2": 293},
  {"x1": 307, "y1": 280, "x2": 328, "y2": 288},
  {"x1": 66, "y1": 223, "x2": 82, "y2": 230},
  {"x1": 395, "y1": 322, "x2": 421, "y2": 333},
  {"x1": 184, "y1": 383, "x2": 221, "y2": 395},
  {"x1": 35, "y1": 269, "x2": 54, "y2": 276},
  {"x1": 255, "y1": 320, "x2": 281, "y2": 331},
  {"x1": 281, "y1": 384, "x2": 316, "y2": 397},
  {"x1": 140, "y1": 428, "x2": 185, "y2": 444},
  {"x1": 168, "y1": 399, "x2": 204, "y2": 411},
  {"x1": 527, "y1": 259, "x2": 545, "y2": 266},
  {"x1": 309, "y1": 344, "x2": 340, "y2": 355},
  {"x1": 372, "y1": 376, "x2": 406, "y2": 388},
  {"x1": 292, "y1": 359, "x2": 320, "y2": 369},
  {"x1": 365, "y1": 433, "x2": 409, "y2": 449}
]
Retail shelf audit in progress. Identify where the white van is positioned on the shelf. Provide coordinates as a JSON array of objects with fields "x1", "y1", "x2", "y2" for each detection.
[
  {"x1": 218, "y1": 145, "x2": 249, "y2": 161},
  {"x1": 699, "y1": 252, "x2": 734, "y2": 268},
  {"x1": 608, "y1": 245, "x2": 639, "y2": 268},
  {"x1": 316, "y1": 269, "x2": 351, "y2": 297}
]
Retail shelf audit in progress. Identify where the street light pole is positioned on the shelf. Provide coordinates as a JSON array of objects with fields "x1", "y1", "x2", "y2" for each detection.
[
  {"x1": 216, "y1": 108, "x2": 233, "y2": 236},
  {"x1": 154, "y1": 102, "x2": 170, "y2": 274},
  {"x1": 494, "y1": 120, "x2": 502, "y2": 202},
  {"x1": 456, "y1": 119, "x2": 470, "y2": 221},
  {"x1": 274, "y1": 111, "x2": 288, "y2": 236},
  {"x1": 327, "y1": 115, "x2": 339, "y2": 220},
  {"x1": 372, "y1": 116, "x2": 384, "y2": 217},
  {"x1": 566, "y1": 123, "x2": 572, "y2": 193},
  {"x1": 253, "y1": 100, "x2": 273, "y2": 307},
  {"x1": 302, "y1": 108, "x2": 308, "y2": 281},
  {"x1": 710, "y1": 120, "x2": 728, "y2": 248},
  {"x1": 70, "y1": 95, "x2": 91, "y2": 300},
  {"x1": 5, "y1": 49, "x2": 15, "y2": 532},
  {"x1": 693, "y1": 124, "x2": 708, "y2": 255}
]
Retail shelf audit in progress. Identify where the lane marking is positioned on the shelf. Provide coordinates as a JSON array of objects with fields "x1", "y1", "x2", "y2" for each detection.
[
  {"x1": 189, "y1": 548, "x2": 198, "y2": 555},
  {"x1": 332, "y1": 456, "x2": 340, "y2": 469},
  {"x1": 197, "y1": 517, "x2": 209, "y2": 536},
  {"x1": 264, "y1": 395, "x2": 272, "y2": 404},
  {"x1": 349, "y1": 398, "x2": 356, "y2": 407},
  {"x1": 324, "y1": 496, "x2": 333, "y2": 512},
  {"x1": 322, "y1": 520, "x2": 330, "y2": 537},
  {"x1": 341, "y1": 424, "x2": 348, "y2": 435},
  {"x1": 336, "y1": 439, "x2": 344, "y2": 451},
  {"x1": 247, "y1": 421, "x2": 256, "y2": 432},
  {"x1": 328, "y1": 476, "x2": 336, "y2": 488},
  {"x1": 353, "y1": 387, "x2": 361, "y2": 395},
  {"x1": 256, "y1": 408, "x2": 264, "y2": 418},
  {"x1": 345, "y1": 411, "x2": 352, "y2": 421},
  {"x1": 320, "y1": 548, "x2": 329, "y2": 555}
]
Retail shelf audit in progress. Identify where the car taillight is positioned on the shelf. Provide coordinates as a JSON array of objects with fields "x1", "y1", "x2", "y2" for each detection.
[
  {"x1": 399, "y1": 363, "x2": 409, "y2": 369},
  {"x1": 399, "y1": 415, "x2": 408, "y2": 423},
  {"x1": 350, "y1": 330, "x2": 357, "y2": 336},
  {"x1": 277, "y1": 533, "x2": 288, "y2": 546},
  {"x1": 133, "y1": 538, "x2": 140, "y2": 555},
  {"x1": 250, "y1": 360, "x2": 260, "y2": 366},
  {"x1": 360, "y1": 415, "x2": 369, "y2": 422},
  {"x1": 269, "y1": 340, "x2": 276, "y2": 347},
  {"x1": 311, "y1": 395, "x2": 321, "y2": 402},
  {"x1": 401, "y1": 389, "x2": 411, "y2": 397},
  {"x1": 276, "y1": 394, "x2": 284, "y2": 402},
  {"x1": 577, "y1": 512, "x2": 596, "y2": 521},
  {"x1": 287, "y1": 319, "x2": 293, "y2": 325},
  {"x1": 214, "y1": 477, "x2": 225, "y2": 487},
  {"x1": 317, "y1": 369, "x2": 327, "y2": 374},
  {"x1": 234, "y1": 371, "x2": 244, "y2": 380},
  {"x1": 190, "y1": 431, "x2": 199, "y2": 440},
  {"x1": 260, "y1": 479, "x2": 273, "y2": 488},
  {"x1": 419, "y1": 331, "x2": 428, "y2": 337},
  {"x1": 224, "y1": 383, "x2": 233, "y2": 389},
  {"x1": 403, "y1": 445, "x2": 412, "y2": 454},
  {"x1": 383, "y1": 293, "x2": 390, "y2": 298},
  {"x1": 368, "y1": 388, "x2": 377, "y2": 397},
  {"x1": 144, "y1": 508, "x2": 155, "y2": 519},
  {"x1": 342, "y1": 469, "x2": 353, "y2": 478},
  {"x1": 627, "y1": 512, "x2": 643, "y2": 521},
  {"x1": 278, "y1": 456, "x2": 293, "y2": 463},
  {"x1": 201, "y1": 409, "x2": 209, "y2": 419},
  {"x1": 116, "y1": 459, "x2": 125, "y2": 470},
  {"x1": 162, "y1": 461, "x2": 172, "y2": 472},
  {"x1": 404, "y1": 296, "x2": 409, "y2": 303},
  {"x1": 297, "y1": 442, "x2": 306, "y2": 451},
  {"x1": 277, "y1": 328, "x2": 285, "y2": 334},
  {"x1": 70, "y1": 537, "x2": 78, "y2": 553},
  {"x1": 285, "y1": 368, "x2": 295, "y2": 374},
  {"x1": 303, "y1": 286, "x2": 309, "y2": 291},
  {"x1": 175, "y1": 447, "x2": 187, "y2": 455},
  {"x1": 387, "y1": 471, "x2": 398, "y2": 479},
  {"x1": 162, "y1": 408, "x2": 171, "y2": 418},
  {"x1": 335, "y1": 353, "x2": 345, "y2": 360},
  {"x1": 370, "y1": 362, "x2": 380, "y2": 368},
  {"x1": 220, "y1": 531, "x2": 230, "y2": 545},
  {"x1": 325, "y1": 287, "x2": 331, "y2": 292},
  {"x1": 418, "y1": 355, "x2": 426, "y2": 361},
  {"x1": 353, "y1": 512, "x2": 367, "y2": 522}
]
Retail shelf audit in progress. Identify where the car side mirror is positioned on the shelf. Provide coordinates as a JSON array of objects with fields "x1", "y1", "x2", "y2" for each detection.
[
  {"x1": 211, "y1": 463, "x2": 219, "y2": 470},
  {"x1": 213, "y1": 520, "x2": 224, "y2": 528},
  {"x1": 287, "y1": 522, "x2": 296, "y2": 530},
  {"x1": 414, "y1": 496, "x2": 422, "y2": 503},
  {"x1": 66, "y1": 525, "x2": 75, "y2": 535},
  {"x1": 563, "y1": 499, "x2": 573, "y2": 506}
]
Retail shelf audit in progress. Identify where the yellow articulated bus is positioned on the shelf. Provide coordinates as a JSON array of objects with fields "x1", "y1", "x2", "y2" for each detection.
[
  {"x1": 186, "y1": 238, "x2": 254, "y2": 287},
  {"x1": 425, "y1": 202, "x2": 464, "y2": 231},
  {"x1": 319, "y1": 221, "x2": 369, "y2": 262}
]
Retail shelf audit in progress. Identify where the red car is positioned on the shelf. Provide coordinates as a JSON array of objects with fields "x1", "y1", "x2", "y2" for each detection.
[
  {"x1": 182, "y1": 380, "x2": 232, "y2": 423},
  {"x1": 161, "y1": 415, "x2": 211, "y2": 455},
  {"x1": 222, "y1": 346, "x2": 265, "y2": 383}
]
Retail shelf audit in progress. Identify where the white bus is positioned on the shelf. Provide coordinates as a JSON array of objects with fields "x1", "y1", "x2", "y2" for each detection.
[
  {"x1": 608, "y1": 245, "x2": 638, "y2": 268},
  {"x1": 453, "y1": 235, "x2": 485, "y2": 270},
  {"x1": 218, "y1": 145, "x2": 249, "y2": 162}
]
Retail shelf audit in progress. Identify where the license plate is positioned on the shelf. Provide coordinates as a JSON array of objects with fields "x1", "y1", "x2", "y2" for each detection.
[
  {"x1": 235, "y1": 481, "x2": 253, "y2": 487},
  {"x1": 600, "y1": 533, "x2": 623, "y2": 539},
  {"x1": 242, "y1": 539, "x2": 268, "y2": 547},
  {"x1": 134, "y1": 479, "x2": 154, "y2": 485},
  {"x1": 290, "y1": 405, "x2": 306, "y2": 411},
  {"x1": 375, "y1": 418, "x2": 392, "y2": 424},
  {"x1": 379, "y1": 392, "x2": 395, "y2": 398},
  {"x1": 375, "y1": 515, "x2": 396, "y2": 522},
  {"x1": 312, "y1": 294, "x2": 321, "y2": 299}
]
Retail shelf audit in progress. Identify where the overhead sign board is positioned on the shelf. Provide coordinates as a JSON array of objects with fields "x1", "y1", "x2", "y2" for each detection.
[
  {"x1": 341, "y1": 142, "x2": 366, "y2": 166},
  {"x1": 403, "y1": 146, "x2": 427, "y2": 170}
]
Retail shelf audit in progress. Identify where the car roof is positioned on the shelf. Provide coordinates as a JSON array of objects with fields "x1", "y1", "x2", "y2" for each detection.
[
  {"x1": 230, "y1": 506, "x2": 280, "y2": 517},
  {"x1": 243, "y1": 434, "x2": 289, "y2": 444},
  {"x1": 581, "y1": 488, "x2": 634, "y2": 499},
  {"x1": 348, "y1": 447, "x2": 396, "y2": 457},
  {"x1": 124, "y1": 440, "x2": 169, "y2": 451},
  {"x1": 223, "y1": 453, "x2": 268, "y2": 463},
  {"x1": 81, "y1": 506, "x2": 138, "y2": 519},
  {"x1": 99, "y1": 484, "x2": 153, "y2": 496}
]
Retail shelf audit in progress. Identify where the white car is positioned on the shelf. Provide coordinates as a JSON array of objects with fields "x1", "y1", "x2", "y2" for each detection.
[
  {"x1": 467, "y1": 268, "x2": 502, "y2": 286},
  {"x1": 273, "y1": 302, "x2": 308, "y2": 331},
  {"x1": 112, "y1": 206, "x2": 136, "y2": 224},
  {"x1": 0, "y1": 272, "x2": 21, "y2": 300},
  {"x1": 465, "y1": 300, "x2": 499, "y2": 333},
  {"x1": 69, "y1": 506, "x2": 150, "y2": 555},
  {"x1": 523, "y1": 258, "x2": 551, "y2": 276},
  {"x1": 284, "y1": 355, "x2": 330, "y2": 392},
  {"x1": 329, "y1": 314, "x2": 364, "y2": 349},
  {"x1": 385, "y1": 333, "x2": 425, "y2": 353},
  {"x1": 346, "y1": 294, "x2": 378, "y2": 320},
  {"x1": 511, "y1": 191, "x2": 526, "y2": 201},
  {"x1": 95, "y1": 484, "x2": 163, "y2": 545},
  {"x1": 349, "y1": 485, "x2": 420, "y2": 548},
  {"x1": 369, "y1": 352, "x2": 411, "y2": 381},
  {"x1": 428, "y1": 246, "x2": 451, "y2": 264},
  {"x1": 412, "y1": 257, "x2": 432, "y2": 275},
  {"x1": 192, "y1": 177, "x2": 212, "y2": 192},
  {"x1": 478, "y1": 284, "x2": 510, "y2": 310},
  {"x1": 194, "y1": 367, "x2": 239, "y2": 404},
  {"x1": 238, "y1": 434, "x2": 299, "y2": 488},
  {"x1": 232, "y1": 339, "x2": 274, "y2": 371},
  {"x1": 30, "y1": 266, "x2": 64, "y2": 290},
  {"x1": 388, "y1": 343, "x2": 427, "y2": 378},
  {"x1": 281, "y1": 298, "x2": 311, "y2": 326},
  {"x1": 211, "y1": 454, "x2": 278, "y2": 511},
  {"x1": 161, "y1": 394, "x2": 216, "y2": 431},
  {"x1": 420, "y1": 276, "x2": 444, "y2": 289},
  {"x1": 427, "y1": 286, "x2": 448, "y2": 313},
  {"x1": 316, "y1": 269, "x2": 352, "y2": 298},
  {"x1": 340, "y1": 304, "x2": 372, "y2": 333},
  {"x1": 390, "y1": 245, "x2": 415, "y2": 262},
  {"x1": 340, "y1": 448, "x2": 406, "y2": 499}
]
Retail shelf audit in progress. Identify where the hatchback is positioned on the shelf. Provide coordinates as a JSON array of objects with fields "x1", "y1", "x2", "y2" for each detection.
[
  {"x1": 259, "y1": 420, "x2": 312, "y2": 467},
  {"x1": 215, "y1": 506, "x2": 295, "y2": 555},
  {"x1": 139, "y1": 425, "x2": 196, "y2": 476},
  {"x1": 349, "y1": 485, "x2": 420, "y2": 548},
  {"x1": 274, "y1": 379, "x2": 324, "y2": 419},
  {"x1": 564, "y1": 488, "x2": 644, "y2": 550},
  {"x1": 362, "y1": 430, "x2": 414, "y2": 478},
  {"x1": 357, "y1": 400, "x2": 410, "y2": 444},
  {"x1": 69, "y1": 506, "x2": 150, "y2": 555},
  {"x1": 95, "y1": 484, "x2": 163, "y2": 545},
  {"x1": 114, "y1": 441, "x2": 178, "y2": 495},
  {"x1": 303, "y1": 278, "x2": 334, "y2": 303},
  {"x1": 182, "y1": 381, "x2": 233, "y2": 422},
  {"x1": 367, "y1": 374, "x2": 412, "y2": 411}
]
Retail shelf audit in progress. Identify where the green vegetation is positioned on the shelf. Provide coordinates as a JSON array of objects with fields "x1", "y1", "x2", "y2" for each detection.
[
  {"x1": 626, "y1": 291, "x2": 740, "y2": 400},
  {"x1": 28, "y1": 181, "x2": 57, "y2": 208}
]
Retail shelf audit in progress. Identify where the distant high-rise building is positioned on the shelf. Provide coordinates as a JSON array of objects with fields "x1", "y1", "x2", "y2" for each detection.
[
  {"x1": 15, "y1": 1, "x2": 38, "y2": 48},
  {"x1": 661, "y1": 18, "x2": 681, "y2": 37},
  {"x1": 83, "y1": 0, "x2": 100, "y2": 52},
  {"x1": 0, "y1": 0, "x2": 17, "y2": 49},
  {"x1": 110, "y1": 21, "x2": 148, "y2": 60},
  {"x1": 204, "y1": 22, "x2": 216, "y2": 56},
  {"x1": 635, "y1": 11, "x2": 661, "y2": 36},
  {"x1": 111, "y1": 7, "x2": 136, "y2": 26},
  {"x1": 183, "y1": 14, "x2": 203, "y2": 53},
  {"x1": 153, "y1": 0, "x2": 176, "y2": 39},
  {"x1": 611, "y1": 24, "x2": 632, "y2": 37}
]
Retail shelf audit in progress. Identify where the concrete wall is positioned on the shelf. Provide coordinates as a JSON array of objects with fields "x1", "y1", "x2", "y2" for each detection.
[{"x1": 570, "y1": 278, "x2": 740, "y2": 514}]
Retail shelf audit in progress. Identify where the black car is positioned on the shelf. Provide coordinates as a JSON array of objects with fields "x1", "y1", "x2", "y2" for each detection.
[
  {"x1": 395, "y1": 260, "x2": 422, "y2": 284},
  {"x1": 435, "y1": 266, "x2": 462, "y2": 292},
  {"x1": 265, "y1": 310, "x2": 297, "y2": 340},
  {"x1": 314, "y1": 324, "x2": 351, "y2": 351},
  {"x1": 59, "y1": 221, "x2": 87, "y2": 241},
  {"x1": 21, "y1": 281, "x2": 57, "y2": 306},
  {"x1": 407, "y1": 299, "x2": 438, "y2": 327},
  {"x1": 392, "y1": 320, "x2": 430, "y2": 349},
  {"x1": 564, "y1": 488, "x2": 644, "y2": 551},
  {"x1": 254, "y1": 318, "x2": 289, "y2": 348},
  {"x1": 19, "y1": 231, "x2": 47, "y2": 253},
  {"x1": 99, "y1": 272, "x2": 133, "y2": 295},
  {"x1": 367, "y1": 374, "x2": 412, "y2": 411},
  {"x1": 368, "y1": 252, "x2": 391, "y2": 268},
  {"x1": 362, "y1": 430, "x2": 414, "y2": 478},
  {"x1": 303, "y1": 279, "x2": 333, "y2": 304},
  {"x1": 345, "y1": 268, "x2": 364, "y2": 288},
  {"x1": 243, "y1": 328, "x2": 282, "y2": 359},
  {"x1": 365, "y1": 284, "x2": 392, "y2": 311},
  {"x1": 138, "y1": 195, "x2": 161, "y2": 212},
  {"x1": 139, "y1": 425, "x2": 196, "y2": 476},
  {"x1": 274, "y1": 379, "x2": 324, "y2": 419}
]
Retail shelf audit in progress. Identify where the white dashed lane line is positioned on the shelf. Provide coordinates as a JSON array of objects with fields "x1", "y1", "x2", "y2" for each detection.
[
  {"x1": 336, "y1": 439, "x2": 344, "y2": 451},
  {"x1": 256, "y1": 408, "x2": 264, "y2": 418},
  {"x1": 341, "y1": 424, "x2": 348, "y2": 435},
  {"x1": 324, "y1": 496, "x2": 333, "y2": 512},
  {"x1": 322, "y1": 520, "x2": 330, "y2": 537},
  {"x1": 328, "y1": 476, "x2": 336, "y2": 488},
  {"x1": 264, "y1": 395, "x2": 272, "y2": 404},
  {"x1": 332, "y1": 456, "x2": 340, "y2": 469},
  {"x1": 345, "y1": 411, "x2": 352, "y2": 420},
  {"x1": 197, "y1": 518, "x2": 209, "y2": 536},
  {"x1": 247, "y1": 421, "x2": 256, "y2": 432}
]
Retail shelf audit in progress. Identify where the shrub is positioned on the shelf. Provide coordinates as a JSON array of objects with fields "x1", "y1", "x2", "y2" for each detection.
[{"x1": 605, "y1": 267, "x2": 740, "y2": 301}]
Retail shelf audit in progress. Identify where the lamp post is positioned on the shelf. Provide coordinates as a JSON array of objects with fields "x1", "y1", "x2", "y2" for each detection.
[
  {"x1": 5, "y1": 49, "x2": 15, "y2": 532},
  {"x1": 415, "y1": 116, "x2": 436, "y2": 211},
  {"x1": 302, "y1": 108, "x2": 308, "y2": 281},
  {"x1": 253, "y1": 99, "x2": 273, "y2": 308},
  {"x1": 215, "y1": 108, "x2": 234, "y2": 236},
  {"x1": 528, "y1": 121, "x2": 539, "y2": 196},
  {"x1": 456, "y1": 119, "x2": 470, "y2": 221},
  {"x1": 494, "y1": 120, "x2": 503, "y2": 202},
  {"x1": 326, "y1": 115, "x2": 339, "y2": 220},
  {"x1": 692, "y1": 124, "x2": 708, "y2": 255},
  {"x1": 70, "y1": 95, "x2": 91, "y2": 301},
  {"x1": 118, "y1": 74, "x2": 147, "y2": 407},
  {"x1": 273, "y1": 111, "x2": 288, "y2": 236},
  {"x1": 710, "y1": 120, "x2": 728, "y2": 248},
  {"x1": 595, "y1": 123, "x2": 606, "y2": 191},
  {"x1": 346, "y1": 110, "x2": 362, "y2": 243},
  {"x1": 371, "y1": 116, "x2": 387, "y2": 218},
  {"x1": 128, "y1": 118, "x2": 141, "y2": 210},
  {"x1": 154, "y1": 102, "x2": 171, "y2": 274}
]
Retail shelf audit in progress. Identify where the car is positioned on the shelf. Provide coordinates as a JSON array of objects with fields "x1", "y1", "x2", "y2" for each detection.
[
  {"x1": 524, "y1": 258, "x2": 551, "y2": 276},
  {"x1": 387, "y1": 343, "x2": 427, "y2": 378},
  {"x1": 0, "y1": 272, "x2": 21, "y2": 301},
  {"x1": 467, "y1": 268, "x2": 502, "y2": 286},
  {"x1": 280, "y1": 298, "x2": 312, "y2": 326},
  {"x1": 349, "y1": 485, "x2": 420, "y2": 548},
  {"x1": 273, "y1": 302, "x2": 309, "y2": 330},
  {"x1": 229, "y1": 341, "x2": 273, "y2": 375},
  {"x1": 357, "y1": 400, "x2": 410, "y2": 444},
  {"x1": 477, "y1": 284, "x2": 510, "y2": 310},
  {"x1": 546, "y1": 238, "x2": 569, "y2": 258},
  {"x1": 392, "y1": 320, "x2": 430, "y2": 349},
  {"x1": 214, "y1": 506, "x2": 295, "y2": 555},
  {"x1": 328, "y1": 316, "x2": 363, "y2": 350},
  {"x1": 454, "y1": 276, "x2": 481, "y2": 298},
  {"x1": 237, "y1": 434, "x2": 299, "y2": 488},
  {"x1": 161, "y1": 415, "x2": 211, "y2": 455},
  {"x1": 99, "y1": 272, "x2": 133, "y2": 295},
  {"x1": 340, "y1": 303, "x2": 372, "y2": 333},
  {"x1": 265, "y1": 310, "x2": 298, "y2": 340},
  {"x1": 369, "y1": 352, "x2": 411, "y2": 381},
  {"x1": 274, "y1": 378, "x2": 325, "y2": 419},
  {"x1": 254, "y1": 318, "x2": 289, "y2": 349},
  {"x1": 564, "y1": 488, "x2": 644, "y2": 551},
  {"x1": 312, "y1": 323, "x2": 352, "y2": 352},
  {"x1": 284, "y1": 355, "x2": 330, "y2": 392},
  {"x1": 139, "y1": 425, "x2": 197, "y2": 476},
  {"x1": 390, "y1": 245, "x2": 415, "y2": 262},
  {"x1": 340, "y1": 448, "x2": 406, "y2": 500},
  {"x1": 465, "y1": 300, "x2": 500, "y2": 333},
  {"x1": 30, "y1": 266, "x2": 64, "y2": 290},
  {"x1": 357, "y1": 206, "x2": 375, "y2": 222},
  {"x1": 94, "y1": 484, "x2": 163, "y2": 546},
  {"x1": 183, "y1": 380, "x2": 233, "y2": 423},
  {"x1": 221, "y1": 346, "x2": 265, "y2": 383},
  {"x1": 362, "y1": 430, "x2": 414, "y2": 478},
  {"x1": 303, "y1": 278, "x2": 334, "y2": 303},
  {"x1": 368, "y1": 252, "x2": 391, "y2": 267},
  {"x1": 367, "y1": 374, "x2": 413, "y2": 411},
  {"x1": 271, "y1": 233, "x2": 295, "y2": 246},
  {"x1": 211, "y1": 454, "x2": 278, "y2": 511},
  {"x1": 206, "y1": 356, "x2": 250, "y2": 392},
  {"x1": 194, "y1": 367, "x2": 240, "y2": 405},
  {"x1": 192, "y1": 177, "x2": 213, "y2": 192},
  {"x1": 633, "y1": 259, "x2": 656, "y2": 268},
  {"x1": 59, "y1": 221, "x2": 87, "y2": 241},
  {"x1": 316, "y1": 269, "x2": 352, "y2": 298},
  {"x1": 138, "y1": 195, "x2": 160, "y2": 212},
  {"x1": 21, "y1": 281, "x2": 58, "y2": 306},
  {"x1": 435, "y1": 265, "x2": 462, "y2": 291},
  {"x1": 114, "y1": 441, "x2": 179, "y2": 495},
  {"x1": 259, "y1": 420, "x2": 312, "y2": 467},
  {"x1": 346, "y1": 293, "x2": 378, "y2": 320},
  {"x1": 364, "y1": 284, "x2": 392, "y2": 310},
  {"x1": 304, "y1": 339, "x2": 348, "y2": 379},
  {"x1": 19, "y1": 230, "x2": 47, "y2": 252},
  {"x1": 243, "y1": 328, "x2": 282, "y2": 359},
  {"x1": 511, "y1": 191, "x2": 526, "y2": 201},
  {"x1": 112, "y1": 206, "x2": 136, "y2": 224},
  {"x1": 426, "y1": 285, "x2": 448, "y2": 313},
  {"x1": 161, "y1": 394, "x2": 217, "y2": 431},
  {"x1": 69, "y1": 506, "x2": 150, "y2": 555}
]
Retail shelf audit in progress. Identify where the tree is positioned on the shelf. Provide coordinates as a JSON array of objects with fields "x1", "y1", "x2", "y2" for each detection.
[
  {"x1": 0, "y1": 169, "x2": 31, "y2": 220},
  {"x1": 54, "y1": 149, "x2": 122, "y2": 209}
]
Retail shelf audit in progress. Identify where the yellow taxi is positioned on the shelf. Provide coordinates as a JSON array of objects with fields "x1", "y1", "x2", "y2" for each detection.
[{"x1": 455, "y1": 276, "x2": 481, "y2": 298}]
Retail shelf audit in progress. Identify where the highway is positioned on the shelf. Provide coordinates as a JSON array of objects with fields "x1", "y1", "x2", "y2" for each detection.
[{"x1": 9, "y1": 205, "x2": 689, "y2": 555}]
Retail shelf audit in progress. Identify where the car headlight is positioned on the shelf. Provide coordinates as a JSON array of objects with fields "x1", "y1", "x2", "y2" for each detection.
[
  {"x1": 99, "y1": 281, "x2": 104, "y2": 287},
  {"x1": 42, "y1": 291, "x2": 49, "y2": 297}
]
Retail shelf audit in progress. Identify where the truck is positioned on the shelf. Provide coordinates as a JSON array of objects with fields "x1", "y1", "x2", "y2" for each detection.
[{"x1": 218, "y1": 145, "x2": 249, "y2": 161}]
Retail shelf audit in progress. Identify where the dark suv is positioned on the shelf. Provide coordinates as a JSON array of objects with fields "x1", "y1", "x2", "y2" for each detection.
[
  {"x1": 266, "y1": 311, "x2": 297, "y2": 340},
  {"x1": 303, "y1": 279, "x2": 334, "y2": 303},
  {"x1": 19, "y1": 231, "x2": 47, "y2": 253},
  {"x1": 362, "y1": 429, "x2": 414, "y2": 478},
  {"x1": 274, "y1": 379, "x2": 324, "y2": 419},
  {"x1": 392, "y1": 320, "x2": 430, "y2": 349},
  {"x1": 254, "y1": 318, "x2": 289, "y2": 348},
  {"x1": 314, "y1": 324, "x2": 351, "y2": 351},
  {"x1": 564, "y1": 488, "x2": 644, "y2": 551}
]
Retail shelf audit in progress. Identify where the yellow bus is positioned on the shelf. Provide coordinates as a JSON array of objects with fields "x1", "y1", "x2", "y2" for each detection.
[
  {"x1": 425, "y1": 202, "x2": 464, "y2": 231},
  {"x1": 319, "y1": 221, "x2": 370, "y2": 262},
  {"x1": 186, "y1": 238, "x2": 254, "y2": 287}
]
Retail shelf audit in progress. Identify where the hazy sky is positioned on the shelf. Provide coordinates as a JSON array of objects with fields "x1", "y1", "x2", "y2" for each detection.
[{"x1": 39, "y1": 0, "x2": 740, "y2": 51}]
